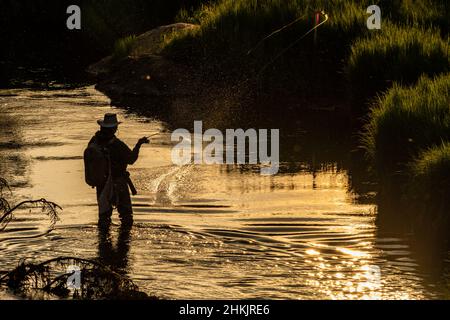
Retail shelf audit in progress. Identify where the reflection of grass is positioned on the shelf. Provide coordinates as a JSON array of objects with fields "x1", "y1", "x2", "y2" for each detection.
[
  {"x1": 348, "y1": 24, "x2": 449, "y2": 103},
  {"x1": 412, "y1": 143, "x2": 450, "y2": 200},
  {"x1": 112, "y1": 35, "x2": 137, "y2": 61},
  {"x1": 363, "y1": 73, "x2": 450, "y2": 176},
  {"x1": 404, "y1": 142, "x2": 450, "y2": 221}
]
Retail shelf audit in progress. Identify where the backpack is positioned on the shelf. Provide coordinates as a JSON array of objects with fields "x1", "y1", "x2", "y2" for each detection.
[{"x1": 83, "y1": 139, "x2": 112, "y2": 187}]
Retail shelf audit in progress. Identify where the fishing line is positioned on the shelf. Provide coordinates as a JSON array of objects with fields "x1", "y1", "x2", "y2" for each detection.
[
  {"x1": 256, "y1": 11, "x2": 329, "y2": 77},
  {"x1": 247, "y1": 12, "x2": 309, "y2": 56}
]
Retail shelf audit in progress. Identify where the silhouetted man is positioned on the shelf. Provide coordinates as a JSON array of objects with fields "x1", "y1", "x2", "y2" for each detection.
[{"x1": 88, "y1": 113, "x2": 149, "y2": 226}]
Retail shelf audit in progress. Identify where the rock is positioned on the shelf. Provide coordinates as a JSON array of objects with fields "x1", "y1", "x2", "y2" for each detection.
[
  {"x1": 87, "y1": 23, "x2": 197, "y2": 77},
  {"x1": 130, "y1": 23, "x2": 198, "y2": 57},
  {"x1": 86, "y1": 56, "x2": 113, "y2": 77}
]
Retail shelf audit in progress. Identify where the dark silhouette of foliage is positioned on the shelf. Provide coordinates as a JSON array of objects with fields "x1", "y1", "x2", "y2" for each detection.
[
  {"x1": 0, "y1": 178, "x2": 61, "y2": 231},
  {"x1": 0, "y1": 257, "x2": 155, "y2": 299}
]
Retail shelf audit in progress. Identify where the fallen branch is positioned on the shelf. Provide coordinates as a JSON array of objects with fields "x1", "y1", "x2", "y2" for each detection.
[
  {"x1": 0, "y1": 256, "x2": 156, "y2": 300},
  {"x1": 0, "y1": 178, "x2": 61, "y2": 231},
  {"x1": 0, "y1": 199, "x2": 61, "y2": 229}
]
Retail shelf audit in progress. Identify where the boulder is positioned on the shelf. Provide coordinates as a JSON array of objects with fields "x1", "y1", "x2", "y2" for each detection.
[{"x1": 87, "y1": 23, "x2": 197, "y2": 77}]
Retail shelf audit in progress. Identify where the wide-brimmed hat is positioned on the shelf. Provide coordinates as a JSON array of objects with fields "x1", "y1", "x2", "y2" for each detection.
[{"x1": 97, "y1": 113, "x2": 122, "y2": 128}]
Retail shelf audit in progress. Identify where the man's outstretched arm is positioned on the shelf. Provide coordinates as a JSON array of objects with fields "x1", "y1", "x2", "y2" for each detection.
[{"x1": 127, "y1": 137, "x2": 150, "y2": 164}]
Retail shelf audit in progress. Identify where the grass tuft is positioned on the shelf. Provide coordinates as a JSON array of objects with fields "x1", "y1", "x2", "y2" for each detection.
[
  {"x1": 363, "y1": 73, "x2": 450, "y2": 176},
  {"x1": 112, "y1": 35, "x2": 137, "y2": 61},
  {"x1": 348, "y1": 23, "x2": 449, "y2": 103}
]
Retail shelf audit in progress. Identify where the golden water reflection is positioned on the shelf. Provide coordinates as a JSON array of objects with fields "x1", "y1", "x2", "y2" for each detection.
[{"x1": 0, "y1": 87, "x2": 445, "y2": 299}]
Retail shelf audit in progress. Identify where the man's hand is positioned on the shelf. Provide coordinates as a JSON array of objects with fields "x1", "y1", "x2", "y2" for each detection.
[{"x1": 138, "y1": 136, "x2": 150, "y2": 145}]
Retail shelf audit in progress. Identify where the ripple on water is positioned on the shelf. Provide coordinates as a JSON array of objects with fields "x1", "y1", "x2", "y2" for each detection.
[{"x1": 0, "y1": 86, "x2": 446, "y2": 299}]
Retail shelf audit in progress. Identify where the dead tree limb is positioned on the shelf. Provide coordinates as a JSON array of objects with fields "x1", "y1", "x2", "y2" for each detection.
[{"x1": 0, "y1": 178, "x2": 61, "y2": 231}]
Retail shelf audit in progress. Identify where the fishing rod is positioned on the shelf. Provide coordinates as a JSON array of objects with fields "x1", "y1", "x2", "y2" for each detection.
[
  {"x1": 144, "y1": 128, "x2": 169, "y2": 139},
  {"x1": 147, "y1": 132, "x2": 161, "y2": 137},
  {"x1": 143, "y1": 133, "x2": 162, "y2": 140}
]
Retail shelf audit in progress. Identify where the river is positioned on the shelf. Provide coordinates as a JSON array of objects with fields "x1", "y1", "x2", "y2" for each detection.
[{"x1": 0, "y1": 86, "x2": 448, "y2": 299}]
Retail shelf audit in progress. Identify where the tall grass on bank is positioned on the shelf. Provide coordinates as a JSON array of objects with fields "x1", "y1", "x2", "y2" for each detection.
[
  {"x1": 82, "y1": 0, "x2": 206, "y2": 52},
  {"x1": 397, "y1": 0, "x2": 450, "y2": 33},
  {"x1": 163, "y1": 0, "x2": 369, "y2": 66},
  {"x1": 363, "y1": 73, "x2": 450, "y2": 177},
  {"x1": 112, "y1": 36, "x2": 137, "y2": 61},
  {"x1": 162, "y1": 0, "x2": 450, "y2": 101},
  {"x1": 348, "y1": 24, "x2": 450, "y2": 104},
  {"x1": 164, "y1": 0, "x2": 449, "y2": 67},
  {"x1": 162, "y1": 0, "x2": 371, "y2": 99},
  {"x1": 411, "y1": 142, "x2": 450, "y2": 202}
]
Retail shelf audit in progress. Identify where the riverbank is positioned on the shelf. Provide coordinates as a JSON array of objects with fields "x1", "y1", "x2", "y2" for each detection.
[
  {"x1": 363, "y1": 73, "x2": 450, "y2": 228},
  {"x1": 91, "y1": 1, "x2": 449, "y2": 124}
]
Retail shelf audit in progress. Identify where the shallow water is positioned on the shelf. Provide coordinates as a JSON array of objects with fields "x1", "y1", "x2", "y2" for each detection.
[{"x1": 0, "y1": 86, "x2": 448, "y2": 299}]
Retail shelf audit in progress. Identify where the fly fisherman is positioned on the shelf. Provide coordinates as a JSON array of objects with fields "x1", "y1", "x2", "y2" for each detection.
[{"x1": 84, "y1": 113, "x2": 149, "y2": 226}]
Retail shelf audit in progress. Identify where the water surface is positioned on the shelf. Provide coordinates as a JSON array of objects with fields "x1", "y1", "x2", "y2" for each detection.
[{"x1": 0, "y1": 86, "x2": 448, "y2": 299}]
